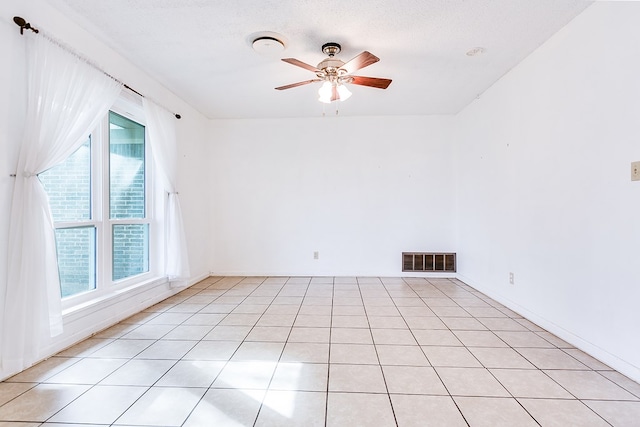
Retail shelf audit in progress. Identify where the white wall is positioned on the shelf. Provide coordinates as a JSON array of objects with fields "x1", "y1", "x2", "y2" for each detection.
[
  {"x1": 455, "y1": 1, "x2": 640, "y2": 381},
  {"x1": 209, "y1": 116, "x2": 456, "y2": 276},
  {"x1": 0, "y1": 0, "x2": 211, "y2": 380}
]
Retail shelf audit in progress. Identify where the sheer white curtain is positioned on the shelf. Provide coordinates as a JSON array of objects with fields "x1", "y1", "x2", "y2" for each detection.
[
  {"x1": 1, "y1": 35, "x2": 122, "y2": 373},
  {"x1": 143, "y1": 99, "x2": 191, "y2": 282}
]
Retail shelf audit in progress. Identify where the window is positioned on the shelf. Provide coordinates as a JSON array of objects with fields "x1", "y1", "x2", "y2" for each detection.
[
  {"x1": 40, "y1": 139, "x2": 95, "y2": 297},
  {"x1": 39, "y1": 99, "x2": 158, "y2": 303},
  {"x1": 109, "y1": 112, "x2": 149, "y2": 281}
]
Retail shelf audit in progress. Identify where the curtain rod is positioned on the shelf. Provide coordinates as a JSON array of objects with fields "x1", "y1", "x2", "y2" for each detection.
[{"x1": 13, "y1": 16, "x2": 181, "y2": 120}]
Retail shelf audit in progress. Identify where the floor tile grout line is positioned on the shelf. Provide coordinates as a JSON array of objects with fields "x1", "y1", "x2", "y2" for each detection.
[
  {"x1": 374, "y1": 277, "x2": 403, "y2": 427},
  {"x1": 404, "y1": 277, "x2": 472, "y2": 426},
  {"x1": 196, "y1": 276, "x2": 271, "y2": 427},
  {"x1": 252, "y1": 276, "x2": 309, "y2": 427},
  {"x1": 435, "y1": 279, "x2": 613, "y2": 427},
  {"x1": 592, "y1": 370, "x2": 640, "y2": 400},
  {"x1": 457, "y1": 293, "x2": 594, "y2": 415},
  {"x1": 147, "y1": 275, "x2": 259, "y2": 427},
  {"x1": 52, "y1": 276, "x2": 251, "y2": 426},
  {"x1": 323, "y1": 276, "x2": 335, "y2": 427},
  {"x1": 141, "y1": 284, "x2": 246, "y2": 427}
]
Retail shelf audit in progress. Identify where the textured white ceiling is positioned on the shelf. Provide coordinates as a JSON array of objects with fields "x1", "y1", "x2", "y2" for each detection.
[{"x1": 47, "y1": 0, "x2": 593, "y2": 119}]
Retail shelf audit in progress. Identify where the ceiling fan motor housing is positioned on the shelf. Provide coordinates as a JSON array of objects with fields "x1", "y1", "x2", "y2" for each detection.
[
  {"x1": 321, "y1": 42, "x2": 341, "y2": 57},
  {"x1": 316, "y1": 57, "x2": 346, "y2": 79}
]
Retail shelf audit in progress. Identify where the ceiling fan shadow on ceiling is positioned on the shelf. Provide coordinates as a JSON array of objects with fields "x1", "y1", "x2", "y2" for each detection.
[{"x1": 276, "y1": 42, "x2": 392, "y2": 103}]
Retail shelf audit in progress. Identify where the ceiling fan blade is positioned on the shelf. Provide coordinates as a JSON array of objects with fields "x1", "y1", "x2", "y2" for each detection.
[
  {"x1": 340, "y1": 51, "x2": 380, "y2": 74},
  {"x1": 281, "y1": 58, "x2": 320, "y2": 72},
  {"x1": 349, "y1": 76, "x2": 392, "y2": 89},
  {"x1": 275, "y1": 79, "x2": 321, "y2": 90}
]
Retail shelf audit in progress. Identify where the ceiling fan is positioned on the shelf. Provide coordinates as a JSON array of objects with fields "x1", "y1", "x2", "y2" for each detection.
[{"x1": 276, "y1": 42, "x2": 392, "y2": 103}]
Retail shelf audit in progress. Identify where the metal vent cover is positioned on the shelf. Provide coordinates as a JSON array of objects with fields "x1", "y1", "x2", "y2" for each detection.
[{"x1": 403, "y1": 252, "x2": 456, "y2": 272}]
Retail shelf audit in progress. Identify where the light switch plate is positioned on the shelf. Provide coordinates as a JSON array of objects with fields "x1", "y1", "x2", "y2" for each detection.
[{"x1": 632, "y1": 161, "x2": 640, "y2": 181}]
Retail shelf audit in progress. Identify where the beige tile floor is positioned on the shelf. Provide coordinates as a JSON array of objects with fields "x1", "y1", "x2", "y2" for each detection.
[{"x1": 1, "y1": 276, "x2": 639, "y2": 426}]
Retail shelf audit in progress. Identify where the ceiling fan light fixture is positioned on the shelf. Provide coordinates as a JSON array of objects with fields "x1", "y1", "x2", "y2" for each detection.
[
  {"x1": 337, "y1": 84, "x2": 352, "y2": 101},
  {"x1": 318, "y1": 81, "x2": 333, "y2": 103},
  {"x1": 318, "y1": 81, "x2": 352, "y2": 103}
]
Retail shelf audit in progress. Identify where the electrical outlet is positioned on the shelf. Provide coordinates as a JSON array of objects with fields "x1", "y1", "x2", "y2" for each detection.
[
  {"x1": 313, "y1": 251, "x2": 319, "y2": 260},
  {"x1": 509, "y1": 272, "x2": 514, "y2": 285},
  {"x1": 632, "y1": 161, "x2": 640, "y2": 181}
]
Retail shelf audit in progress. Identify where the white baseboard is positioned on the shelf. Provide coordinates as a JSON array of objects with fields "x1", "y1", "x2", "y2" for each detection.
[
  {"x1": 209, "y1": 271, "x2": 457, "y2": 279},
  {"x1": 456, "y1": 273, "x2": 640, "y2": 384}
]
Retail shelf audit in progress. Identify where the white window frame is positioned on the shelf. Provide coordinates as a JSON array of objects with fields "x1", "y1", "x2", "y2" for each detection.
[{"x1": 56, "y1": 93, "x2": 164, "y2": 311}]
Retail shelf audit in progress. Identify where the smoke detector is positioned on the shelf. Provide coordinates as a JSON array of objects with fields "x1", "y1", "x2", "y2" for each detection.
[{"x1": 249, "y1": 32, "x2": 287, "y2": 55}]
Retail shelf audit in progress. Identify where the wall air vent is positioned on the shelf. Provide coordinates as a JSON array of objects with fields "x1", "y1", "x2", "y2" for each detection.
[{"x1": 403, "y1": 252, "x2": 456, "y2": 272}]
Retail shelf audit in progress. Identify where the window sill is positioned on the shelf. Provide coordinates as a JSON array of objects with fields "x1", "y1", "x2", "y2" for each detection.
[{"x1": 62, "y1": 275, "x2": 169, "y2": 320}]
